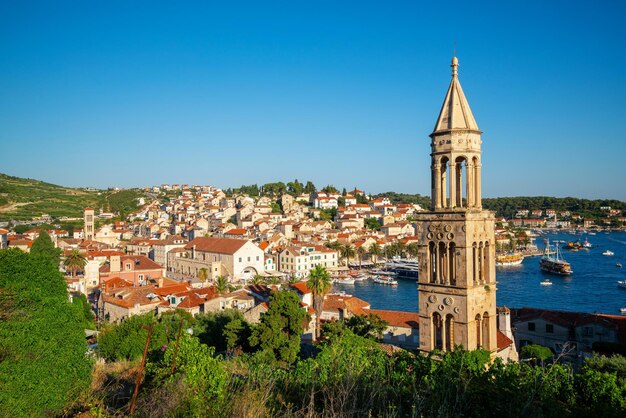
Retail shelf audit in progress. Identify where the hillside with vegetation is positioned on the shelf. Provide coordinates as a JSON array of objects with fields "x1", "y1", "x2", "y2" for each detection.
[{"x1": 0, "y1": 173, "x2": 145, "y2": 222}]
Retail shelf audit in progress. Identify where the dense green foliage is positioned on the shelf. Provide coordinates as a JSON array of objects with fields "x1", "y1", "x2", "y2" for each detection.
[
  {"x1": 249, "y1": 290, "x2": 308, "y2": 364},
  {"x1": 193, "y1": 309, "x2": 248, "y2": 354},
  {"x1": 97, "y1": 311, "x2": 193, "y2": 362},
  {"x1": 30, "y1": 230, "x2": 62, "y2": 265},
  {"x1": 520, "y1": 343, "x2": 554, "y2": 362},
  {"x1": 364, "y1": 217, "x2": 382, "y2": 230},
  {"x1": 72, "y1": 293, "x2": 96, "y2": 329},
  {"x1": 483, "y1": 196, "x2": 626, "y2": 219},
  {"x1": 0, "y1": 249, "x2": 93, "y2": 417},
  {"x1": 0, "y1": 172, "x2": 146, "y2": 222},
  {"x1": 88, "y1": 325, "x2": 626, "y2": 417},
  {"x1": 374, "y1": 191, "x2": 432, "y2": 208}
]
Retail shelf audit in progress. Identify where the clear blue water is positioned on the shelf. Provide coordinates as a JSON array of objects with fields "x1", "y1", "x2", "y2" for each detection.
[{"x1": 333, "y1": 231, "x2": 626, "y2": 315}]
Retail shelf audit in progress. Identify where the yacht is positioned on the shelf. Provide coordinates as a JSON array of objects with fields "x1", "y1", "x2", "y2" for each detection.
[
  {"x1": 384, "y1": 258, "x2": 419, "y2": 279},
  {"x1": 540, "y1": 278, "x2": 553, "y2": 286},
  {"x1": 618, "y1": 280, "x2": 626, "y2": 289},
  {"x1": 603, "y1": 250, "x2": 614, "y2": 256}
]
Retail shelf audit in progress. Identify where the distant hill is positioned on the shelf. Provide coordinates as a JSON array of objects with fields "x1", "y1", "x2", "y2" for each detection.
[{"x1": 0, "y1": 173, "x2": 144, "y2": 222}]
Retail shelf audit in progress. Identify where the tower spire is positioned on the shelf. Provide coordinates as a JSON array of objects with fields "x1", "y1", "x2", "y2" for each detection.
[{"x1": 451, "y1": 55, "x2": 458, "y2": 78}]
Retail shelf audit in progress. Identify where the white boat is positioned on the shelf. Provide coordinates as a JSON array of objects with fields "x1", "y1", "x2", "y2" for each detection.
[
  {"x1": 617, "y1": 280, "x2": 626, "y2": 289},
  {"x1": 540, "y1": 279, "x2": 553, "y2": 286},
  {"x1": 603, "y1": 250, "x2": 614, "y2": 256},
  {"x1": 385, "y1": 258, "x2": 419, "y2": 279},
  {"x1": 620, "y1": 308, "x2": 626, "y2": 314},
  {"x1": 334, "y1": 276, "x2": 355, "y2": 285},
  {"x1": 373, "y1": 275, "x2": 398, "y2": 286}
]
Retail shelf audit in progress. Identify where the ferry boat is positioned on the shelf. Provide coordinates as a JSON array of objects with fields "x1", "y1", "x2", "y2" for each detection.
[
  {"x1": 373, "y1": 275, "x2": 398, "y2": 286},
  {"x1": 540, "y1": 240, "x2": 573, "y2": 275},
  {"x1": 495, "y1": 252, "x2": 524, "y2": 266},
  {"x1": 384, "y1": 258, "x2": 419, "y2": 279}
]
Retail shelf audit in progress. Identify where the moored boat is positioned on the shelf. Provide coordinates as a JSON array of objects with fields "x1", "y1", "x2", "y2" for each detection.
[
  {"x1": 373, "y1": 275, "x2": 398, "y2": 286},
  {"x1": 540, "y1": 240, "x2": 573, "y2": 275},
  {"x1": 496, "y1": 252, "x2": 524, "y2": 266}
]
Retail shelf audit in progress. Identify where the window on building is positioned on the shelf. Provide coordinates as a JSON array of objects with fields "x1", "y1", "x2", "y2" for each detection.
[
  {"x1": 583, "y1": 327, "x2": 593, "y2": 337},
  {"x1": 528, "y1": 322, "x2": 535, "y2": 331},
  {"x1": 546, "y1": 324, "x2": 554, "y2": 333},
  {"x1": 247, "y1": 257, "x2": 250, "y2": 262},
  {"x1": 125, "y1": 263, "x2": 132, "y2": 270},
  {"x1": 256, "y1": 256, "x2": 259, "y2": 261},
  {"x1": 239, "y1": 257, "x2": 242, "y2": 262}
]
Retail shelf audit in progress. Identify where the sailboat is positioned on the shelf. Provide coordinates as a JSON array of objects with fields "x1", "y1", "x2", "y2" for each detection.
[{"x1": 540, "y1": 239, "x2": 573, "y2": 275}]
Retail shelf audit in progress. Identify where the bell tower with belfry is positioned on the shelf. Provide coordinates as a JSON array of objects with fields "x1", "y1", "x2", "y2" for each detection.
[{"x1": 416, "y1": 56, "x2": 497, "y2": 353}]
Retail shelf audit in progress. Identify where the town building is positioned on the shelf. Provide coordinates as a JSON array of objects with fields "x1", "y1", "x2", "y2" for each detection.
[{"x1": 171, "y1": 237, "x2": 264, "y2": 282}]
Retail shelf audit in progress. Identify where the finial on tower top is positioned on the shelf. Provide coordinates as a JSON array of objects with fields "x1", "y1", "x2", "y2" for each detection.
[{"x1": 451, "y1": 56, "x2": 459, "y2": 77}]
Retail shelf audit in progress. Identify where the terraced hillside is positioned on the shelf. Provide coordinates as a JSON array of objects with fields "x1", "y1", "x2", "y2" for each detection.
[{"x1": 0, "y1": 173, "x2": 144, "y2": 222}]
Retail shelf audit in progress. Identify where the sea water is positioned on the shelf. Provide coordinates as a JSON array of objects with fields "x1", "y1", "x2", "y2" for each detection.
[{"x1": 332, "y1": 231, "x2": 626, "y2": 315}]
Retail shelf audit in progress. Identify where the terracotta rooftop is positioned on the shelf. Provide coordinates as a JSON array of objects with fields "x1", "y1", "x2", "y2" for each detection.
[
  {"x1": 367, "y1": 309, "x2": 420, "y2": 329},
  {"x1": 185, "y1": 237, "x2": 249, "y2": 254},
  {"x1": 290, "y1": 281, "x2": 313, "y2": 294}
]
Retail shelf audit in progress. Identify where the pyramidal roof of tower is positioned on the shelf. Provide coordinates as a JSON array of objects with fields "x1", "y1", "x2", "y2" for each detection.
[{"x1": 432, "y1": 56, "x2": 480, "y2": 134}]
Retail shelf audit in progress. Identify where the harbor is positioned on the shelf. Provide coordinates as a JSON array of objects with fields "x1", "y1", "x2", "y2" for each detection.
[{"x1": 333, "y1": 230, "x2": 626, "y2": 315}]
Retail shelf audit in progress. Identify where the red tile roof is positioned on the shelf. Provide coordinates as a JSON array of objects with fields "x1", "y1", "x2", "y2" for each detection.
[
  {"x1": 497, "y1": 330, "x2": 513, "y2": 351},
  {"x1": 290, "y1": 281, "x2": 313, "y2": 294},
  {"x1": 367, "y1": 309, "x2": 420, "y2": 329},
  {"x1": 185, "y1": 237, "x2": 249, "y2": 254}
]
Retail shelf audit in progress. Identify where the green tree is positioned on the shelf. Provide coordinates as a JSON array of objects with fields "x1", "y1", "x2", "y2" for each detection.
[
  {"x1": 368, "y1": 243, "x2": 382, "y2": 264},
  {"x1": 345, "y1": 314, "x2": 388, "y2": 340},
  {"x1": 0, "y1": 249, "x2": 92, "y2": 417},
  {"x1": 30, "y1": 230, "x2": 61, "y2": 265},
  {"x1": 364, "y1": 217, "x2": 381, "y2": 230},
  {"x1": 223, "y1": 318, "x2": 253, "y2": 355},
  {"x1": 341, "y1": 243, "x2": 356, "y2": 266},
  {"x1": 72, "y1": 293, "x2": 96, "y2": 329},
  {"x1": 307, "y1": 265, "x2": 332, "y2": 340},
  {"x1": 215, "y1": 275, "x2": 229, "y2": 294},
  {"x1": 147, "y1": 334, "x2": 227, "y2": 412},
  {"x1": 251, "y1": 274, "x2": 264, "y2": 285},
  {"x1": 198, "y1": 267, "x2": 209, "y2": 283},
  {"x1": 97, "y1": 313, "x2": 167, "y2": 361},
  {"x1": 356, "y1": 246, "x2": 366, "y2": 268},
  {"x1": 64, "y1": 249, "x2": 86, "y2": 276},
  {"x1": 406, "y1": 242, "x2": 419, "y2": 258},
  {"x1": 520, "y1": 344, "x2": 553, "y2": 364},
  {"x1": 194, "y1": 310, "x2": 246, "y2": 353},
  {"x1": 249, "y1": 290, "x2": 308, "y2": 364},
  {"x1": 304, "y1": 181, "x2": 316, "y2": 194}
]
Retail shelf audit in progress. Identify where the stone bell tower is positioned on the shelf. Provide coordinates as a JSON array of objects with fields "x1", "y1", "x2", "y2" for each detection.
[{"x1": 416, "y1": 56, "x2": 497, "y2": 353}]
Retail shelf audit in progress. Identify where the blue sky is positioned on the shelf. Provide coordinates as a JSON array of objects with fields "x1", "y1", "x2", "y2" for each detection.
[{"x1": 1, "y1": 1, "x2": 625, "y2": 200}]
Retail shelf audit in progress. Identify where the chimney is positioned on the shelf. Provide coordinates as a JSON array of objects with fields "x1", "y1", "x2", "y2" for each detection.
[
  {"x1": 497, "y1": 306, "x2": 513, "y2": 339},
  {"x1": 110, "y1": 255, "x2": 121, "y2": 273}
]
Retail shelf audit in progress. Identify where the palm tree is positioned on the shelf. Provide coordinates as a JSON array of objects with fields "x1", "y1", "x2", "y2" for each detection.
[
  {"x1": 324, "y1": 241, "x2": 343, "y2": 252},
  {"x1": 368, "y1": 243, "x2": 382, "y2": 265},
  {"x1": 356, "y1": 246, "x2": 366, "y2": 268},
  {"x1": 251, "y1": 274, "x2": 264, "y2": 285},
  {"x1": 198, "y1": 267, "x2": 209, "y2": 284},
  {"x1": 307, "y1": 265, "x2": 332, "y2": 340},
  {"x1": 406, "y1": 243, "x2": 419, "y2": 259},
  {"x1": 64, "y1": 250, "x2": 86, "y2": 277},
  {"x1": 341, "y1": 244, "x2": 356, "y2": 267},
  {"x1": 215, "y1": 276, "x2": 229, "y2": 294}
]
